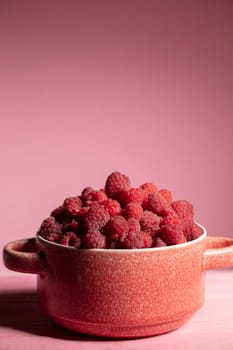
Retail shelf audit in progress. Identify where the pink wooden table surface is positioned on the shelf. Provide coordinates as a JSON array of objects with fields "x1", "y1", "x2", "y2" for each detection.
[{"x1": 1, "y1": 269, "x2": 233, "y2": 350}]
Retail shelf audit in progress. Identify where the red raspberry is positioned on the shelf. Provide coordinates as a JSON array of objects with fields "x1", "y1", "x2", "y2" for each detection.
[
  {"x1": 102, "y1": 199, "x2": 121, "y2": 216},
  {"x1": 104, "y1": 215, "x2": 129, "y2": 241},
  {"x1": 119, "y1": 230, "x2": 151, "y2": 249},
  {"x1": 85, "y1": 190, "x2": 108, "y2": 206},
  {"x1": 171, "y1": 200, "x2": 194, "y2": 222},
  {"x1": 63, "y1": 196, "x2": 82, "y2": 216},
  {"x1": 63, "y1": 219, "x2": 79, "y2": 233},
  {"x1": 76, "y1": 207, "x2": 90, "y2": 236},
  {"x1": 152, "y1": 237, "x2": 167, "y2": 248},
  {"x1": 140, "y1": 210, "x2": 160, "y2": 237},
  {"x1": 39, "y1": 217, "x2": 63, "y2": 242},
  {"x1": 158, "y1": 224, "x2": 186, "y2": 245},
  {"x1": 40, "y1": 172, "x2": 201, "y2": 250},
  {"x1": 140, "y1": 183, "x2": 157, "y2": 210},
  {"x1": 76, "y1": 206, "x2": 89, "y2": 222},
  {"x1": 147, "y1": 192, "x2": 171, "y2": 216},
  {"x1": 128, "y1": 217, "x2": 141, "y2": 234},
  {"x1": 120, "y1": 188, "x2": 144, "y2": 206},
  {"x1": 141, "y1": 192, "x2": 149, "y2": 210},
  {"x1": 123, "y1": 203, "x2": 143, "y2": 220},
  {"x1": 140, "y1": 182, "x2": 158, "y2": 193},
  {"x1": 84, "y1": 203, "x2": 110, "y2": 231},
  {"x1": 60, "y1": 231, "x2": 81, "y2": 248},
  {"x1": 140, "y1": 231, "x2": 153, "y2": 248},
  {"x1": 184, "y1": 223, "x2": 203, "y2": 241},
  {"x1": 160, "y1": 210, "x2": 182, "y2": 226},
  {"x1": 83, "y1": 229, "x2": 107, "y2": 249},
  {"x1": 106, "y1": 240, "x2": 119, "y2": 249},
  {"x1": 50, "y1": 205, "x2": 66, "y2": 223},
  {"x1": 112, "y1": 189, "x2": 128, "y2": 207},
  {"x1": 118, "y1": 230, "x2": 141, "y2": 249},
  {"x1": 105, "y1": 171, "x2": 131, "y2": 199},
  {"x1": 159, "y1": 189, "x2": 172, "y2": 203},
  {"x1": 81, "y1": 187, "x2": 95, "y2": 204}
]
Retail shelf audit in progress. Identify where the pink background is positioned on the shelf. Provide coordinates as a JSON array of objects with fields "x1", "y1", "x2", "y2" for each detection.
[{"x1": 0, "y1": 0, "x2": 232, "y2": 272}]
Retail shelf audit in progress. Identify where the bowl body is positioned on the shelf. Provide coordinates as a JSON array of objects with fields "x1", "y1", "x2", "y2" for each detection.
[
  {"x1": 3, "y1": 224, "x2": 233, "y2": 338},
  {"x1": 36, "y1": 228, "x2": 206, "y2": 338}
]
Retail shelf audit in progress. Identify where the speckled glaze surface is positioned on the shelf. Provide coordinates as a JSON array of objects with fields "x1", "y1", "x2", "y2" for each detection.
[{"x1": 3, "y1": 225, "x2": 233, "y2": 338}]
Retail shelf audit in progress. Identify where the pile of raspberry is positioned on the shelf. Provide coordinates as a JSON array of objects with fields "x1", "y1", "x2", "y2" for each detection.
[{"x1": 38, "y1": 171, "x2": 203, "y2": 249}]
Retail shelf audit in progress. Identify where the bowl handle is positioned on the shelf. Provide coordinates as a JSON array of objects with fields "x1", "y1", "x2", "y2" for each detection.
[
  {"x1": 203, "y1": 236, "x2": 233, "y2": 270},
  {"x1": 3, "y1": 238, "x2": 47, "y2": 274}
]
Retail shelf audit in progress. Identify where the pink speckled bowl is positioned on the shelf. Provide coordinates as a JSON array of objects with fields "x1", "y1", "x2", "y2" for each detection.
[{"x1": 3, "y1": 224, "x2": 233, "y2": 338}]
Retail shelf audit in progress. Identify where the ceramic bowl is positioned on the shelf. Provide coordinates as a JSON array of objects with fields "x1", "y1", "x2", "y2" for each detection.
[{"x1": 3, "y1": 224, "x2": 233, "y2": 338}]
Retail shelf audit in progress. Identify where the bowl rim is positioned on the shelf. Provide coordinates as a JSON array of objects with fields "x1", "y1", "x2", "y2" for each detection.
[{"x1": 37, "y1": 223, "x2": 207, "y2": 253}]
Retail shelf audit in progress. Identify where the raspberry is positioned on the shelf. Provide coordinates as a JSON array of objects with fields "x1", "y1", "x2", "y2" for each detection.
[
  {"x1": 106, "y1": 240, "x2": 119, "y2": 249},
  {"x1": 140, "y1": 210, "x2": 160, "y2": 237},
  {"x1": 104, "y1": 215, "x2": 129, "y2": 241},
  {"x1": 120, "y1": 188, "x2": 144, "y2": 206},
  {"x1": 50, "y1": 205, "x2": 66, "y2": 223},
  {"x1": 77, "y1": 206, "x2": 89, "y2": 218},
  {"x1": 63, "y1": 196, "x2": 82, "y2": 216},
  {"x1": 75, "y1": 207, "x2": 90, "y2": 236},
  {"x1": 112, "y1": 189, "x2": 128, "y2": 207},
  {"x1": 128, "y1": 217, "x2": 141, "y2": 234},
  {"x1": 140, "y1": 182, "x2": 158, "y2": 193},
  {"x1": 105, "y1": 171, "x2": 131, "y2": 199},
  {"x1": 83, "y1": 229, "x2": 106, "y2": 249},
  {"x1": 184, "y1": 223, "x2": 203, "y2": 241},
  {"x1": 152, "y1": 237, "x2": 167, "y2": 248},
  {"x1": 60, "y1": 231, "x2": 81, "y2": 248},
  {"x1": 119, "y1": 231, "x2": 151, "y2": 249},
  {"x1": 102, "y1": 199, "x2": 121, "y2": 216},
  {"x1": 123, "y1": 203, "x2": 143, "y2": 220},
  {"x1": 171, "y1": 200, "x2": 194, "y2": 222},
  {"x1": 159, "y1": 189, "x2": 172, "y2": 203},
  {"x1": 38, "y1": 171, "x2": 200, "y2": 249},
  {"x1": 147, "y1": 192, "x2": 171, "y2": 216},
  {"x1": 118, "y1": 230, "x2": 141, "y2": 249},
  {"x1": 39, "y1": 216, "x2": 63, "y2": 242},
  {"x1": 140, "y1": 183, "x2": 157, "y2": 210},
  {"x1": 85, "y1": 190, "x2": 108, "y2": 206},
  {"x1": 63, "y1": 219, "x2": 79, "y2": 233},
  {"x1": 141, "y1": 192, "x2": 149, "y2": 210},
  {"x1": 81, "y1": 187, "x2": 95, "y2": 204},
  {"x1": 160, "y1": 210, "x2": 182, "y2": 226},
  {"x1": 158, "y1": 224, "x2": 186, "y2": 245},
  {"x1": 140, "y1": 231, "x2": 153, "y2": 248},
  {"x1": 84, "y1": 203, "x2": 110, "y2": 231},
  {"x1": 76, "y1": 206, "x2": 89, "y2": 222}
]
